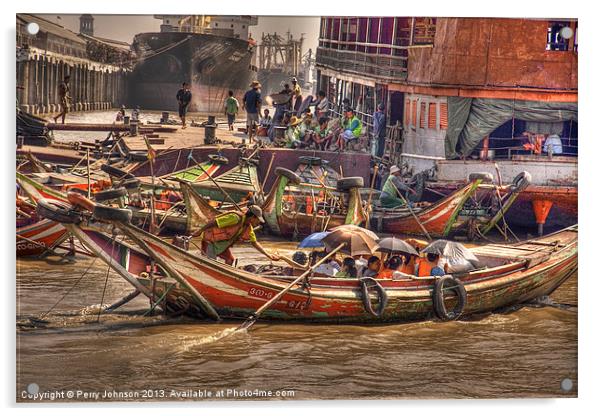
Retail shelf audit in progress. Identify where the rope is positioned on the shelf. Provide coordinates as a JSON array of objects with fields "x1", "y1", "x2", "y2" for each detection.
[
  {"x1": 37, "y1": 236, "x2": 114, "y2": 319},
  {"x1": 96, "y1": 236, "x2": 117, "y2": 322}
]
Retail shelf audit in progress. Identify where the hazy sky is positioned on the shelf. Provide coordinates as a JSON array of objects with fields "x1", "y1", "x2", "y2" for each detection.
[{"x1": 36, "y1": 14, "x2": 320, "y2": 54}]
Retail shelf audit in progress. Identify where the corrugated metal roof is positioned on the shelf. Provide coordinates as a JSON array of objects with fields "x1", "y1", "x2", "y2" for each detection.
[{"x1": 16, "y1": 14, "x2": 86, "y2": 45}]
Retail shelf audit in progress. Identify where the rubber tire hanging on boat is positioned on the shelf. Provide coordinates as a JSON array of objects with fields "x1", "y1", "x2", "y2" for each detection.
[
  {"x1": 337, "y1": 177, "x2": 364, "y2": 191},
  {"x1": 510, "y1": 171, "x2": 532, "y2": 193},
  {"x1": 36, "y1": 199, "x2": 82, "y2": 224},
  {"x1": 274, "y1": 167, "x2": 302, "y2": 185},
  {"x1": 93, "y1": 188, "x2": 127, "y2": 202},
  {"x1": 93, "y1": 204, "x2": 132, "y2": 223},
  {"x1": 432, "y1": 276, "x2": 467, "y2": 321},
  {"x1": 298, "y1": 156, "x2": 322, "y2": 166},
  {"x1": 208, "y1": 154, "x2": 229, "y2": 165},
  {"x1": 468, "y1": 172, "x2": 494, "y2": 183},
  {"x1": 100, "y1": 164, "x2": 135, "y2": 180},
  {"x1": 359, "y1": 277, "x2": 388, "y2": 317}
]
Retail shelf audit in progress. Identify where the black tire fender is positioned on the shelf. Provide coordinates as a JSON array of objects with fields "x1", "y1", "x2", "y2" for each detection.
[
  {"x1": 93, "y1": 187, "x2": 127, "y2": 202},
  {"x1": 93, "y1": 204, "x2": 132, "y2": 223},
  {"x1": 510, "y1": 171, "x2": 532, "y2": 193},
  {"x1": 101, "y1": 164, "x2": 135, "y2": 180},
  {"x1": 208, "y1": 154, "x2": 229, "y2": 165},
  {"x1": 359, "y1": 277, "x2": 388, "y2": 317},
  {"x1": 298, "y1": 156, "x2": 322, "y2": 166},
  {"x1": 468, "y1": 172, "x2": 494, "y2": 183},
  {"x1": 337, "y1": 176, "x2": 364, "y2": 191},
  {"x1": 274, "y1": 167, "x2": 302, "y2": 185},
  {"x1": 408, "y1": 172, "x2": 426, "y2": 203},
  {"x1": 432, "y1": 276, "x2": 467, "y2": 321},
  {"x1": 36, "y1": 199, "x2": 81, "y2": 224},
  {"x1": 121, "y1": 178, "x2": 141, "y2": 190}
]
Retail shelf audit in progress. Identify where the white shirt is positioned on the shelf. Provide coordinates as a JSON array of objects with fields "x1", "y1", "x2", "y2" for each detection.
[{"x1": 314, "y1": 261, "x2": 340, "y2": 277}]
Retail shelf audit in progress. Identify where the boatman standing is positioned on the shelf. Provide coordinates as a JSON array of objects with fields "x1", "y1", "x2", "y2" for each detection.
[
  {"x1": 53, "y1": 75, "x2": 71, "y2": 124},
  {"x1": 191, "y1": 205, "x2": 280, "y2": 265},
  {"x1": 176, "y1": 82, "x2": 192, "y2": 129},
  {"x1": 379, "y1": 165, "x2": 414, "y2": 208}
]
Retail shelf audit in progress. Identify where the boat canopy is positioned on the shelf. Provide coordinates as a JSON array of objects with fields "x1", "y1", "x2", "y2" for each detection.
[{"x1": 445, "y1": 97, "x2": 578, "y2": 158}]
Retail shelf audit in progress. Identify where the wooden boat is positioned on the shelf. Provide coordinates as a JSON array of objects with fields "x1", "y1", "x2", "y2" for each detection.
[
  {"x1": 370, "y1": 172, "x2": 530, "y2": 239},
  {"x1": 48, "y1": 196, "x2": 577, "y2": 323},
  {"x1": 17, "y1": 202, "x2": 68, "y2": 257},
  {"x1": 17, "y1": 171, "x2": 217, "y2": 235},
  {"x1": 262, "y1": 156, "x2": 366, "y2": 237}
]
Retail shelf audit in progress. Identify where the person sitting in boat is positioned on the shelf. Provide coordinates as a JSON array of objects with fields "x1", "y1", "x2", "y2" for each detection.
[
  {"x1": 191, "y1": 205, "x2": 280, "y2": 265},
  {"x1": 417, "y1": 253, "x2": 443, "y2": 277},
  {"x1": 311, "y1": 250, "x2": 341, "y2": 277},
  {"x1": 379, "y1": 165, "x2": 415, "y2": 209},
  {"x1": 377, "y1": 256, "x2": 403, "y2": 279},
  {"x1": 359, "y1": 256, "x2": 382, "y2": 278},
  {"x1": 335, "y1": 257, "x2": 358, "y2": 278}
]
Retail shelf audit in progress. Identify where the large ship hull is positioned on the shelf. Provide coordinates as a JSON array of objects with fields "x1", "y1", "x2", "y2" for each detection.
[{"x1": 130, "y1": 32, "x2": 255, "y2": 113}]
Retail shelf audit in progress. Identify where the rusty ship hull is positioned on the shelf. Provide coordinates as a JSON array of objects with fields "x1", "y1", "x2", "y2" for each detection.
[{"x1": 130, "y1": 32, "x2": 254, "y2": 113}]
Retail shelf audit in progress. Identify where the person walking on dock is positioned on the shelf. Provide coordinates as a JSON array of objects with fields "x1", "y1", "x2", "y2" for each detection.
[
  {"x1": 291, "y1": 77, "x2": 302, "y2": 112},
  {"x1": 53, "y1": 75, "x2": 71, "y2": 124},
  {"x1": 243, "y1": 81, "x2": 262, "y2": 141},
  {"x1": 176, "y1": 82, "x2": 192, "y2": 129},
  {"x1": 224, "y1": 90, "x2": 239, "y2": 131}
]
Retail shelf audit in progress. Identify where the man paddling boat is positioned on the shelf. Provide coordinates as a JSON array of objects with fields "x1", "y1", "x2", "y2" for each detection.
[{"x1": 191, "y1": 205, "x2": 280, "y2": 265}]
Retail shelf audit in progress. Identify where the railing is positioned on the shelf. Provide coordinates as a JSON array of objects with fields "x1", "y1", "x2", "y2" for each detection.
[{"x1": 316, "y1": 47, "x2": 408, "y2": 81}]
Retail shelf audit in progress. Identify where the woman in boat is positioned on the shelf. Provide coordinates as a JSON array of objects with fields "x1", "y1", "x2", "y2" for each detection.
[
  {"x1": 377, "y1": 256, "x2": 403, "y2": 279},
  {"x1": 190, "y1": 205, "x2": 280, "y2": 265},
  {"x1": 335, "y1": 257, "x2": 358, "y2": 278},
  {"x1": 359, "y1": 256, "x2": 382, "y2": 278},
  {"x1": 417, "y1": 253, "x2": 443, "y2": 277}
]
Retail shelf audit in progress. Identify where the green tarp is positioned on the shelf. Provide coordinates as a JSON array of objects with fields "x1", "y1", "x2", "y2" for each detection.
[{"x1": 444, "y1": 97, "x2": 578, "y2": 158}]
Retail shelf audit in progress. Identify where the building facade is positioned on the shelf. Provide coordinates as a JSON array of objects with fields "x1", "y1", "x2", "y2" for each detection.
[
  {"x1": 16, "y1": 14, "x2": 131, "y2": 115},
  {"x1": 316, "y1": 17, "x2": 578, "y2": 232}
]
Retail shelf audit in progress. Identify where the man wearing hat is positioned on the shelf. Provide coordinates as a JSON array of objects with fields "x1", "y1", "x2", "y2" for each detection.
[
  {"x1": 53, "y1": 75, "x2": 71, "y2": 124},
  {"x1": 191, "y1": 205, "x2": 280, "y2": 265},
  {"x1": 282, "y1": 115, "x2": 303, "y2": 148},
  {"x1": 291, "y1": 77, "x2": 302, "y2": 112},
  {"x1": 243, "y1": 81, "x2": 262, "y2": 140},
  {"x1": 380, "y1": 165, "x2": 413, "y2": 208}
]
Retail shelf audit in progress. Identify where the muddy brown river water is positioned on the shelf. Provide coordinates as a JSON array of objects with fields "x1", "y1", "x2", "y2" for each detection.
[
  {"x1": 16, "y1": 239, "x2": 577, "y2": 402},
  {"x1": 18, "y1": 110, "x2": 577, "y2": 401}
]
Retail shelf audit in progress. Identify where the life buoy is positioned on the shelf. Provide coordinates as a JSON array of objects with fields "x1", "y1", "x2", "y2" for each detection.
[
  {"x1": 359, "y1": 277, "x2": 388, "y2": 317},
  {"x1": 432, "y1": 276, "x2": 467, "y2": 321}
]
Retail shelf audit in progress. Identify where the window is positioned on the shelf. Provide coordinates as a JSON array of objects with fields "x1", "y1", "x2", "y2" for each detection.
[
  {"x1": 404, "y1": 98, "x2": 410, "y2": 126},
  {"x1": 439, "y1": 102, "x2": 448, "y2": 129},
  {"x1": 411, "y1": 100, "x2": 417, "y2": 127},
  {"x1": 419, "y1": 102, "x2": 427, "y2": 129},
  {"x1": 428, "y1": 103, "x2": 437, "y2": 129},
  {"x1": 547, "y1": 21, "x2": 572, "y2": 51}
]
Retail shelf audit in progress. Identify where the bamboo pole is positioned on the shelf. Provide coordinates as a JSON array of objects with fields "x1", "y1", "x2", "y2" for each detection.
[
  {"x1": 364, "y1": 164, "x2": 379, "y2": 229},
  {"x1": 393, "y1": 186, "x2": 432, "y2": 241},
  {"x1": 86, "y1": 149, "x2": 91, "y2": 198}
]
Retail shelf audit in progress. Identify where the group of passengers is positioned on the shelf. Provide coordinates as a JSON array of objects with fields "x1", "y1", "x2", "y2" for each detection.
[{"x1": 307, "y1": 245, "x2": 451, "y2": 279}]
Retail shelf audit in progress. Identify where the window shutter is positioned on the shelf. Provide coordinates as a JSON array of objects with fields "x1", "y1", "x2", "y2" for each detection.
[
  {"x1": 439, "y1": 102, "x2": 448, "y2": 129},
  {"x1": 404, "y1": 98, "x2": 410, "y2": 126},
  {"x1": 420, "y1": 102, "x2": 427, "y2": 128},
  {"x1": 428, "y1": 103, "x2": 437, "y2": 129},
  {"x1": 411, "y1": 100, "x2": 417, "y2": 127}
]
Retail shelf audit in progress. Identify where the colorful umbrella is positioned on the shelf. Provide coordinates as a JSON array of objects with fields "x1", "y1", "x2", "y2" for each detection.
[{"x1": 297, "y1": 231, "x2": 329, "y2": 248}]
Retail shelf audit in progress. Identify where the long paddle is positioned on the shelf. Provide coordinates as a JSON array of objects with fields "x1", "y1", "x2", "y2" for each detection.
[
  {"x1": 238, "y1": 242, "x2": 345, "y2": 331},
  {"x1": 394, "y1": 186, "x2": 432, "y2": 241}
]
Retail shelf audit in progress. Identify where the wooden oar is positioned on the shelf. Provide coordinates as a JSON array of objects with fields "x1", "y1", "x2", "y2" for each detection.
[
  {"x1": 394, "y1": 186, "x2": 432, "y2": 241},
  {"x1": 364, "y1": 164, "x2": 379, "y2": 229},
  {"x1": 238, "y1": 242, "x2": 345, "y2": 331}
]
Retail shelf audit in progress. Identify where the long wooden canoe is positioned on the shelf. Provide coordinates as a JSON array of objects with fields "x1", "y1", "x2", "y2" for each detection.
[{"x1": 60, "y1": 205, "x2": 577, "y2": 323}]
